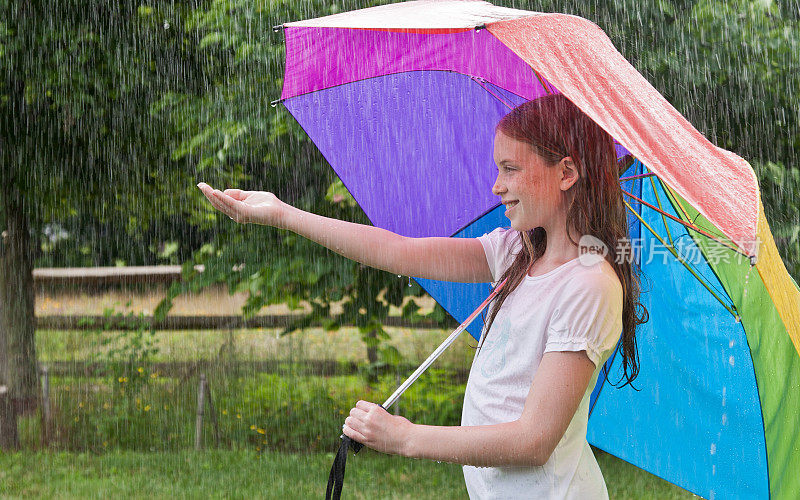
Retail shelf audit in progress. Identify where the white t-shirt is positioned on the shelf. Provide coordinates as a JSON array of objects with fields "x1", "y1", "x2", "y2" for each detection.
[{"x1": 461, "y1": 228, "x2": 623, "y2": 499}]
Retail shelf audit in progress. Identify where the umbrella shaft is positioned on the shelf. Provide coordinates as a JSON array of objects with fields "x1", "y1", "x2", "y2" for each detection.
[
  {"x1": 382, "y1": 323, "x2": 468, "y2": 409},
  {"x1": 382, "y1": 278, "x2": 507, "y2": 410}
]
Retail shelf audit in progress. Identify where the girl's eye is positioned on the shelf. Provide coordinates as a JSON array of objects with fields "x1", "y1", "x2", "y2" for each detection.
[{"x1": 496, "y1": 164, "x2": 517, "y2": 173}]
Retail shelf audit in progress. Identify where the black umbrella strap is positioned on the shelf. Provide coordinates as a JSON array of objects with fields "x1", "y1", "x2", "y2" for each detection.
[
  {"x1": 327, "y1": 403, "x2": 386, "y2": 500},
  {"x1": 325, "y1": 435, "x2": 363, "y2": 500}
]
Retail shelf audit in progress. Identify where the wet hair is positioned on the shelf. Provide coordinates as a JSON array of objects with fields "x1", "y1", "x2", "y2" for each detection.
[{"x1": 481, "y1": 93, "x2": 648, "y2": 388}]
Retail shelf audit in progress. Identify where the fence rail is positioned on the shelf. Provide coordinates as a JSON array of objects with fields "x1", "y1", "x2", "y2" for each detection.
[
  {"x1": 34, "y1": 265, "x2": 204, "y2": 286},
  {"x1": 38, "y1": 359, "x2": 471, "y2": 381},
  {"x1": 34, "y1": 266, "x2": 454, "y2": 330},
  {"x1": 36, "y1": 314, "x2": 450, "y2": 331}
]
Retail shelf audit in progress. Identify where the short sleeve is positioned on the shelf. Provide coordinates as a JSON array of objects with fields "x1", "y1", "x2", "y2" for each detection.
[
  {"x1": 544, "y1": 268, "x2": 623, "y2": 367},
  {"x1": 477, "y1": 227, "x2": 521, "y2": 283}
]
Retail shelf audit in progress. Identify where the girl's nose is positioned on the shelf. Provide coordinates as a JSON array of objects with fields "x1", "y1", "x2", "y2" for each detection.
[{"x1": 491, "y1": 175, "x2": 506, "y2": 196}]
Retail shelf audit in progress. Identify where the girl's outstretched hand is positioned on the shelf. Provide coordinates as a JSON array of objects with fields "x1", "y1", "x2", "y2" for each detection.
[
  {"x1": 197, "y1": 182, "x2": 286, "y2": 227},
  {"x1": 342, "y1": 400, "x2": 414, "y2": 456}
]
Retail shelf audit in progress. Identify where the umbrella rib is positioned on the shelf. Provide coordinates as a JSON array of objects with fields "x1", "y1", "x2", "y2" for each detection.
[
  {"x1": 532, "y1": 68, "x2": 554, "y2": 95},
  {"x1": 656, "y1": 175, "x2": 750, "y2": 268},
  {"x1": 619, "y1": 172, "x2": 656, "y2": 182},
  {"x1": 649, "y1": 175, "x2": 675, "y2": 246},
  {"x1": 620, "y1": 188, "x2": 749, "y2": 258},
  {"x1": 649, "y1": 167, "x2": 694, "y2": 222},
  {"x1": 647, "y1": 168, "x2": 733, "y2": 244},
  {"x1": 658, "y1": 175, "x2": 722, "y2": 237},
  {"x1": 630, "y1": 167, "x2": 732, "y2": 244},
  {"x1": 624, "y1": 200, "x2": 740, "y2": 320},
  {"x1": 470, "y1": 76, "x2": 515, "y2": 110},
  {"x1": 619, "y1": 166, "x2": 732, "y2": 246}
]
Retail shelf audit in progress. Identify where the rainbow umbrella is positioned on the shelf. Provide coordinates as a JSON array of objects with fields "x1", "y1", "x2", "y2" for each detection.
[{"x1": 274, "y1": 1, "x2": 800, "y2": 498}]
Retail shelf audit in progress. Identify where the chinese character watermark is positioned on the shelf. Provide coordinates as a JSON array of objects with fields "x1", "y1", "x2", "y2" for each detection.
[{"x1": 577, "y1": 235, "x2": 759, "y2": 267}]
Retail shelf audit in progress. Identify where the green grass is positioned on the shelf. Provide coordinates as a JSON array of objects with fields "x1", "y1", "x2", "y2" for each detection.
[
  {"x1": 595, "y1": 449, "x2": 698, "y2": 499},
  {"x1": 0, "y1": 449, "x2": 465, "y2": 499},
  {"x1": 0, "y1": 449, "x2": 695, "y2": 499}
]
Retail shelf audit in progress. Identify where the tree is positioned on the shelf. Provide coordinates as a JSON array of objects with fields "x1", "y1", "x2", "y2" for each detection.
[{"x1": 0, "y1": 0, "x2": 234, "y2": 449}]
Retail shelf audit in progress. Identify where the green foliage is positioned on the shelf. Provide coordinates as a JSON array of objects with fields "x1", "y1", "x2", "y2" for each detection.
[
  {"x1": 325, "y1": 178, "x2": 359, "y2": 209},
  {"x1": 38, "y1": 368, "x2": 459, "y2": 453},
  {"x1": 220, "y1": 374, "x2": 344, "y2": 452},
  {"x1": 1, "y1": 1, "x2": 244, "y2": 272},
  {"x1": 47, "y1": 307, "x2": 163, "y2": 451},
  {"x1": 376, "y1": 369, "x2": 466, "y2": 427},
  {"x1": 93, "y1": 308, "x2": 160, "y2": 396},
  {"x1": 583, "y1": 0, "x2": 800, "y2": 166},
  {"x1": 1, "y1": 1, "x2": 214, "y2": 225},
  {"x1": 54, "y1": 372, "x2": 187, "y2": 452}
]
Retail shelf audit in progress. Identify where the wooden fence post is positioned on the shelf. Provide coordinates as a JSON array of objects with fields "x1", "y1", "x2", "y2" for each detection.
[
  {"x1": 41, "y1": 365, "x2": 51, "y2": 446},
  {"x1": 194, "y1": 374, "x2": 206, "y2": 451},
  {"x1": 194, "y1": 373, "x2": 221, "y2": 450},
  {"x1": 205, "y1": 379, "x2": 221, "y2": 448}
]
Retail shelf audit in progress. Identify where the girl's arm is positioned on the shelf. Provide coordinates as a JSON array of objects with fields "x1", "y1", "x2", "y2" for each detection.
[
  {"x1": 197, "y1": 183, "x2": 492, "y2": 283},
  {"x1": 342, "y1": 350, "x2": 596, "y2": 467}
]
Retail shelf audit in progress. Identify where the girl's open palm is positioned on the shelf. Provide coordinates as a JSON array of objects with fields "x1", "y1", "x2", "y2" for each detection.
[{"x1": 197, "y1": 182, "x2": 286, "y2": 227}]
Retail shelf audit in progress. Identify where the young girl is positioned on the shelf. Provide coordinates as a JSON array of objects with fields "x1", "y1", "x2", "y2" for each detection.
[{"x1": 198, "y1": 94, "x2": 646, "y2": 499}]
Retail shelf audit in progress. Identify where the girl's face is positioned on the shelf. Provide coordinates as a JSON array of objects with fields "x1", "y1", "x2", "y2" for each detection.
[{"x1": 491, "y1": 131, "x2": 577, "y2": 232}]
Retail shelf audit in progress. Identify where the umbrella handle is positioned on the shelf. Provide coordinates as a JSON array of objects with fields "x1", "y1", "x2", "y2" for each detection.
[
  {"x1": 338, "y1": 403, "x2": 384, "y2": 454},
  {"x1": 350, "y1": 440, "x2": 364, "y2": 454}
]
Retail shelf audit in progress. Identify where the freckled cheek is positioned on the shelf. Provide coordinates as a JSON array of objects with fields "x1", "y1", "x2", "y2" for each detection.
[{"x1": 516, "y1": 176, "x2": 546, "y2": 199}]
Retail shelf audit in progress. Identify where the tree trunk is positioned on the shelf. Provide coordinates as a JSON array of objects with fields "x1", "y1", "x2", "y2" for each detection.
[
  {"x1": 0, "y1": 185, "x2": 39, "y2": 451},
  {"x1": 365, "y1": 328, "x2": 379, "y2": 385}
]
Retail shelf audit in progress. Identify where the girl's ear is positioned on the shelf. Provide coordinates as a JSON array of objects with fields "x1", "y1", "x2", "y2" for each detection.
[{"x1": 559, "y1": 157, "x2": 579, "y2": 191}]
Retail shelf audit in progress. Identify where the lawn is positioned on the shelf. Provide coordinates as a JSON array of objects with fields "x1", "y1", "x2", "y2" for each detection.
[{"x1": 0, "y1": 449, "x2": 696, "y2": 499}]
